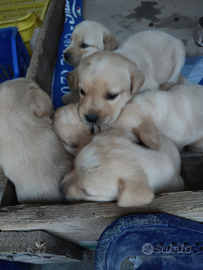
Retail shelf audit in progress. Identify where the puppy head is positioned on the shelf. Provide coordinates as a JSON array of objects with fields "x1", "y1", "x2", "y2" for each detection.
[
  {"x1": 63, "y1": 20, "x2": 119, "y2": 66},
  {"x1": 61, "y1": 128, "x2": 154, "y2": 206},
  {"x1": 53, "y1": 103, "x2": 98, "y2": 157},
  {"x1": 71, "y1": 51, "x2": 144, "y2": 127},
  {"x1": 61, "y1": 131, "x2": 120, "y2": 202},
  {"x1": 0, "y1": 78, "x2": 53, "y2": 118}
]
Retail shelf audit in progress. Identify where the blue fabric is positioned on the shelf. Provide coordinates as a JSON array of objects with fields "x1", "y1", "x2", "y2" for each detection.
[
  {"x1": 198, "y1": 77, "x2": 203, "y2": 85},
  {"x1": 95, "y1": 213, "x2": 203, "y2": 270},
  {"x1": 51, "y1": 0, "x2": 83, "y2": 110},
  {"x1": 0, "y1": 261, "x2": 30, "y2": 270},
  {"x1": 181, "y1": 55, "x2": 203, "y2": 85}
]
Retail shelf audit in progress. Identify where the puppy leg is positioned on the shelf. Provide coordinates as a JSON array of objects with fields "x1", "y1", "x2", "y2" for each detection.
[
  {"x1": 159, "y1": 82, "x2": 176, "y2": 91},
  {"x1": 159, "y1": 74, "x2": 190, "y2": 91}
]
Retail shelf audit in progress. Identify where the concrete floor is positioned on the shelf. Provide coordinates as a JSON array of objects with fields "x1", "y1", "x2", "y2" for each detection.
[
  {"x1": 31, "y1": 0, "x2": 203, "y2": 269},
  {"x1": 84, "y1": 0, "x2": 203, "y2": 57}
]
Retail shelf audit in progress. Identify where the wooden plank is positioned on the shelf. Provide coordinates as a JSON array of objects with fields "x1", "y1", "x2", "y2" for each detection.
[
  {"x1": 26, "y1": 0, "x2": 65, "y2": 96},
  {"x1": 0, "y1": 190, "x2": 203, "y2": 243},
  {"x1": 0, "y1": 230, "x2": 83, "y2": 264}
]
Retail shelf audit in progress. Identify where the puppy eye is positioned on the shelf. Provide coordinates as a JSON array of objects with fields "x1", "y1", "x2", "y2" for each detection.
[
  {"x1": 80, "y1": 43, "x2": 88, "y2": 49},
  {"x1": 80, "y1": 89, "x2": 85, "y2": 96},
  {"x1": 81, "y1": 188, "x2": 91, "y2": 197},
  {"x1": 106, "y1": 93, "x2": 119, "y2": 100},
  {"x1": 69, "y1": 144, "x2": 78, "y2": 148},
  {"x1": 65, "y1": 141, "x2": 78, "y2": 148}
]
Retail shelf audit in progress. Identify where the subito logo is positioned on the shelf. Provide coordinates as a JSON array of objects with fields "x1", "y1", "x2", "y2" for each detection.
[{"x1": 142, "y1": 243, "x2": 154, "y2": 255}]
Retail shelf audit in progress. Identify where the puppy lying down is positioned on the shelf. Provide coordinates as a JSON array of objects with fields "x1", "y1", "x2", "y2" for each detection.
[
  {"x1": 0, "y1": 78, "x2": 73, "y2": 203},
  {"x1": 61, "y1": 128, "x2": 184, "y2": 207},
  {"x1": 109, "y1": 84, "x2": 203, "y2": 153},
  {"x1": 53, "y1": 84, "x2": 203, "y2": 156}
]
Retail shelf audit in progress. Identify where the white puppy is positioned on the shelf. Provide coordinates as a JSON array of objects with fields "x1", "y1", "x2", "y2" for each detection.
[
  {"x1": 61, "y1": 128, "x2": 184, "y2": 207},
  {"x1": 64, "y1": 21, "x2": 185, "y2": 88},
  {"x1": 107, "y1": 84, "x2": 203, "y2": 153},
  {"x1": 0, "y1": 78, "x2": 73, "y2": 204},
  {"x1": 63, "y1": 20, "x2": 119, "y2": 66},
  {"x1": 69, "y1": 48, "x2": 187, "y2": 127},
  {"x1": 116, "y1": 30, "x2": 186, "y2": 90},
  {"x1": 63, "y1": 29, "x2": 186, "y2": 105},
  {"x1": 54, "y1": 84, "x2": 203, "y2": 157}
]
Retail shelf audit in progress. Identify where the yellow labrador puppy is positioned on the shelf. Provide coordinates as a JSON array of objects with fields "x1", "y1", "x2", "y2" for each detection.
[
  {"x1": 109, "y1": 84, "x2": 203, "y2": 153},
  {"x1": 53, "y1": 103, "x2": 97, "y2": 157},
  {"x1": 0, "y1": 78, "x2": 73, "y2": 204},
  {"x1": 67, "y1": 48, "x2": 187, "y2": 126},
  {"x1": 53, "y1": 84, "x2": 203, "y2": 156},
  {"x1": 63, "y1": 20, "x2": 119, "y2": 66},
  {"x1": 61, "y1": 128, "x2": 184, "y2": 207},
  {"x1": 62, "y1": 27, "x2": 186, "y2": 105}
]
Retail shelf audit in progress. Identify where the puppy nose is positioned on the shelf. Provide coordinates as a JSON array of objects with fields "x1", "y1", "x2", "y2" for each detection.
[
  {"x1": 85, "y1": 114, "x2": 98, "y2": 123},
  {"x1": 64, "y1": 52, "x2": 70, "y2": 62}
]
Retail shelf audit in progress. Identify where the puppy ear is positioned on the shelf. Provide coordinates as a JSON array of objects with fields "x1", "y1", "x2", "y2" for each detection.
[
  {"x1": 62, "y1": 91, "x2": 80, "y2": 105},
  {"x1": 118, "y1": 177, "x2": 154, "y2": 207},
  {"x1": 103, "y1": 33, "x2": 119, "y2": 51},
  {"x1": 132, "y1": 120, "x2": 160, "y2": 150},
  {"x1": 129, "y1": 63, "x2": 145, "y2": 95},
  {"x1": 67, "y1": 68, "x2": 79, "y2": 91},
  {"x1": 30, "y1": 84, "x2": 53, "y2": 118}
]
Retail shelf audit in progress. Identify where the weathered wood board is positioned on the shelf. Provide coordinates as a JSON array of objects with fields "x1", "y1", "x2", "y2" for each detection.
[
  {"x1": 0, "y1": 230, "x2": 83, "y2": 264},
  {"x1": 26, "y1": 0, "x2": 65, "y2": 96},
  {"x1": 0, "y1": 190, "x2": 203, "y2": 244}
]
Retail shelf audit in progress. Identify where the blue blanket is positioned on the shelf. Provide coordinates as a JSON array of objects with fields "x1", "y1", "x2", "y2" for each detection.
[
  {"x1": 51, "y1": 0, "x2": 83, "y2": 110},
  {"x1": 182, "y1": 55, "x2": 203, "y2": 85}
]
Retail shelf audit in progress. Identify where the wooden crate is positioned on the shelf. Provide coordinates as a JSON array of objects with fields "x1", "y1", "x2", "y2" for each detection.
[{"x1": 1, "y1": 0, "x2": 203, "y2": 264}]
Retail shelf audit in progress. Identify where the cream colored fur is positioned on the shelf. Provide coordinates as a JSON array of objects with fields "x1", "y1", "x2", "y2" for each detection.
[
  {"x1": 63, "y1": 20, "x2": 119, "y2": 67},
  {"x1": 53, "y1": 84, "x2": 203, "y2": 156},
  {"x1": 0, "y1": 78, "x2": 73, "y2": 203},
  {"x1": 116, "y1": 30, "x2": 186, "y2": 89},
  {"x1": 67, "y1": 48, "x2": 186, "y2": 126},
  {"x1": 61, "y1": 128, "x2": 183, "y2": 207},
  {"x1": 108, "y1": 84, "x2": 203, "y2": 153},
  {"x1": 53, "y1": 103, "x2": 96, "y2": 157},
  {"x1": 62, "y1": 25, "x2": 186, "y2": 105}
]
